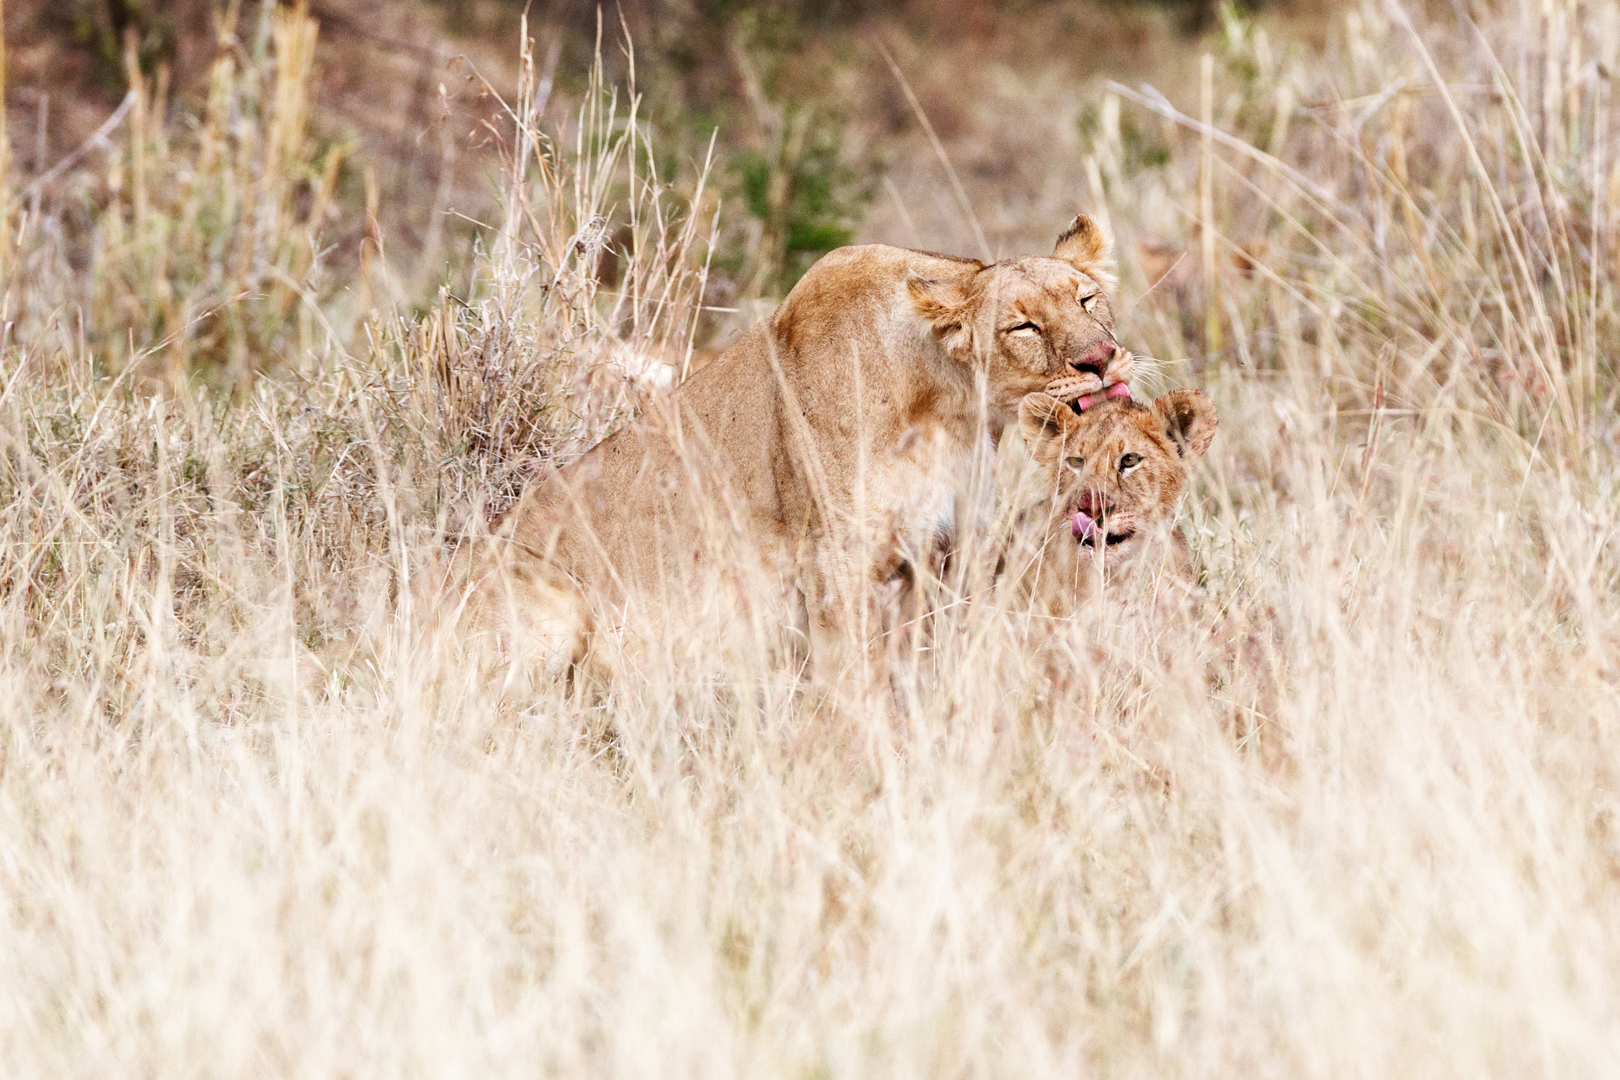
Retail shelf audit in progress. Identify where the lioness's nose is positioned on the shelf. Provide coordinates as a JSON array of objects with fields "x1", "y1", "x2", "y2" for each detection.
[{"x1": 1069, "y1": 341, "x2": 1118, "y2": 378}]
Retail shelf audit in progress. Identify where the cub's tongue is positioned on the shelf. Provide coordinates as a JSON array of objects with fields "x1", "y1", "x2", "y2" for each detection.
[
  {"x1": 1071, "y1": 511, "x2": 1097, "y2": 541},
  {"x1": 1073, "y1": 381, "x2": 1134, "y2": 412}
]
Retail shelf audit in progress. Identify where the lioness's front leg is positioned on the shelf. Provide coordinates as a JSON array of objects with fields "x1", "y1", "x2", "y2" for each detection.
[{"x1": 794, "y1": 527, "x2": 924, "y2": 675}]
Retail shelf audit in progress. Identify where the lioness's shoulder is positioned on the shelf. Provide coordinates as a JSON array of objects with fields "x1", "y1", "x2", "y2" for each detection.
[
  {"x1": 771, "y1": 245, "x2": 987, "y2": 345},
  {"x1": 785, "y1": 244, "x2": 985, "y2": 296}
]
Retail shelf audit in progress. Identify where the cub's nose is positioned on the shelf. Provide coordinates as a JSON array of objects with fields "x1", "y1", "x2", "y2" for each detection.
[
  {"x1": 1069, "y1": 340, "x2": 1119, "y2": 379},
  {"x1": 1075, "y1": 489, "x2": 1114, "y2": 518}
]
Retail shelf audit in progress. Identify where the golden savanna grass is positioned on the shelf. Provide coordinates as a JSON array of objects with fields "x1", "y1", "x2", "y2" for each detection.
[{"x1": 2, "y1": 2, "x2": 1619, "y2": 1075}]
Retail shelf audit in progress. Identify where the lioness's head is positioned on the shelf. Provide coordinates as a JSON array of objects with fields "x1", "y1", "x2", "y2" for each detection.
[
  {"x1": 909, "y1": 215, "x2": 1128, "y2": 429},
  {"x1": 1019, "y1": 389, "x2": 1218, "y2": 562}
]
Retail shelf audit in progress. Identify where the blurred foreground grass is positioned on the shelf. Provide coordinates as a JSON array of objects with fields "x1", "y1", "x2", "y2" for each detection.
[{"x1": 2, "y1": 1, "x2": 1620, "y2": 1076}]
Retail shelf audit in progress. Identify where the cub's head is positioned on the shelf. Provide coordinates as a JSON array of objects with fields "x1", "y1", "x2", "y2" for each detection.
[
  {"x1": 1019, "y1": 389, "x2": 1218, "y2": 561},
  {"x1": 908, "y1": 215, "x2": 1129, "y2": 426}
]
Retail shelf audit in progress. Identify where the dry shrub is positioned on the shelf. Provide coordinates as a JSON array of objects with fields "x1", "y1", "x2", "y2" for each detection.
[
  {"x1": 403, "y1": 25, "x2": 718, "y2": 511},
  {"x1": 5, "y1": 4, "x2": 341, "y2": 391},
  {"x1": 1, "y1": 2, "x2": 1620, "y2": 1077}
]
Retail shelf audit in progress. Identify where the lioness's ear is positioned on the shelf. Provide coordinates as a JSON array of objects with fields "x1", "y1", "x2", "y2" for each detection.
[
  {"x1": 1018, "y1": 392, "x2": 1073, "y2": 448},
  {"x1": 907, "y1": 275, "x2": 974, "y2": 356},
  {"x1": 1152, "y1": 390, "x2": 1218, "y2": 462},
  {"x1": 1054, "y1": 214, "x2": 1118, "y2": 292}
]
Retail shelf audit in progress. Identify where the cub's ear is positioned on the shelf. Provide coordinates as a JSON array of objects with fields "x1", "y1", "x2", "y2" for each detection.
[
  {"x1": 907, "y1": 274, "x2": 974, "y2": 356},
  {"x1": 1018, "y1": 392, "x2": 1074, "y2": 448},
  {"x1": 1054, "y1": 214, "x2": 1118, "y2": 293},
  {"x1": 1152, "y1": 390, "x2": 1218, "y2": 463}
]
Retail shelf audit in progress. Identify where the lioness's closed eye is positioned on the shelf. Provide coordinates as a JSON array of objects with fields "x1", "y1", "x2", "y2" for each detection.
[{"x1": 1008, "y1": 388, "x2": 1217, "y2": 611}]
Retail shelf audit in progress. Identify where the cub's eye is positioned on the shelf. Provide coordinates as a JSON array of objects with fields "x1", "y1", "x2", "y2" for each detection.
[
  {"x1": 1004, "y1": 321, "x2": 1040, "y2": 336},
  {"x1": 1065, "y1": 456, "x2": 1084, "y2": 470},
  {"x1": 1118, "y1": 452, "x2": 1143, "y2": 471},
  {"x1": 1080, "y1": 293, "x2": 1099, "y2": 312}
]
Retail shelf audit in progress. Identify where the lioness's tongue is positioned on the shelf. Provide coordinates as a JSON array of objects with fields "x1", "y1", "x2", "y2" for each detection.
[
  {"x1": 1071, "y1": 511, "x2": 1097, "y2": 541},
  {"x1": 1073, "y1": 382, "x2": 1133, "y2": 411}
]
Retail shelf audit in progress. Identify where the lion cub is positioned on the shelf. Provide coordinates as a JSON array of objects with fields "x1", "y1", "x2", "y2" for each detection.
[{"x1": 1004, "y1": 388, "x2": 1217, "y2": 615}]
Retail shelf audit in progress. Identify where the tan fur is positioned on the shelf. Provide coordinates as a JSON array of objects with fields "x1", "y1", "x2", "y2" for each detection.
[
  {"x1": 1006, "y1": 389, "x2": 1218, "y2": 616},
  {"x1": 473, "y1": 217, "x2": 1129, "y2": 667}
]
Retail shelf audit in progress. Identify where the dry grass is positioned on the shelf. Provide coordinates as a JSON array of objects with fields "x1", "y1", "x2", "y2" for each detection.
[{"x1": 3, "y1": 1, "x2": 1620, "y2": 1076}]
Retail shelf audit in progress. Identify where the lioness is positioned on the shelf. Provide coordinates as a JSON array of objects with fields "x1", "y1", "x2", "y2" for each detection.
[
  {"x1": 1005, "y1": 388, "x2": 1218, "y2": 616},
  {"x1": 479, "y1": 216, "x2": 1130, "y2": 665}
]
